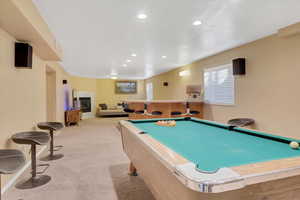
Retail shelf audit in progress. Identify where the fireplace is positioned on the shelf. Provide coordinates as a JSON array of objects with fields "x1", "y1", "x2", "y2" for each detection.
[
  {"x1": 73, "y1": 91, "x2": 95, "y2": 119},
  {"x1": 79, "y1": 97, "x2": 91, "y2": 113}
]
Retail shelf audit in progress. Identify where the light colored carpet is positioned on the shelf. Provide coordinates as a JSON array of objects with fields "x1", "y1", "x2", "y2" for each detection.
[{"x1": 5, "y1": 118, "x2": 155, "y2": 200}]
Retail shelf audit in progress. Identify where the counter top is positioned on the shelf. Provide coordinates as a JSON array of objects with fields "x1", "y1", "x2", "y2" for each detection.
[{"x1": 123, "y1": 100, "x2": 203, "y2": 103}]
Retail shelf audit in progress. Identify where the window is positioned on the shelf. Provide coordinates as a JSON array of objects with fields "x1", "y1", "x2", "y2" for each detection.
[
  {"x1": 204, "y1": 64, "x2": 235, "y2": 105},
  {"x1": 146, "y1": 82, "x2": 153, "y2": 101}
]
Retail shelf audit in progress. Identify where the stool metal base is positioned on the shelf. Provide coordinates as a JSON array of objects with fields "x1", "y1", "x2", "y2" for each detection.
[
  {"x1": 40, "y1": 153, "x2": 64, "y2": 161},
  {"x1": 43, "y1": 131, "x2": 64, "y2": 161},
  {"x1": 15, "y1": 175, "x2": 51, "y2": 189},
  {"x1": 53, "y1": 145, "x2": 63, "y2": 152},
  {"x1": 128, "y1": 172, "x2": 138, "y2": 176}
]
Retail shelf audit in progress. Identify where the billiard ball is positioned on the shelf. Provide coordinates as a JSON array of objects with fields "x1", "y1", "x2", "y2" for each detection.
[
  {"x1": 169, "y1": 120, "x2": 176, "y2": 126},
  {"x1": 289, "y1": 141, "x2": 299, "y2": 149}
]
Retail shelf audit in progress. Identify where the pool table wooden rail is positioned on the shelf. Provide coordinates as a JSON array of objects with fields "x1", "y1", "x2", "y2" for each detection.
[{"x1": 119, "y1": 119, "x2": 300, "y2": 199}]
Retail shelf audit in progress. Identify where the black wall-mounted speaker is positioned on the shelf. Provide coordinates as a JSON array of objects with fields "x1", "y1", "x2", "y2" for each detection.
[
  {"x1": 163, "y1": 82, "x2": 168, "y2": 86},
  {"x1": 15, "y1": 43, "x2": 33, "y2": 68},
  {"x1": 63, "y1": 80, "x2": 68, "y2": 84},
  {"x1": 232, "y1": 58, "x2": 246, "y2": 75}
]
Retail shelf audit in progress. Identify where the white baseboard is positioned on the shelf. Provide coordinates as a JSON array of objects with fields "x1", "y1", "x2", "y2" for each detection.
[{"x1": 2, "y1": 146, "x2": 47, "y2": 194}]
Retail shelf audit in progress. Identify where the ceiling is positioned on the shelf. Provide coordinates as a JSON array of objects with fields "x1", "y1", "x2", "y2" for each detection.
[{"x1": 33, "y1": 0, "x2": 300, "y2": 79}]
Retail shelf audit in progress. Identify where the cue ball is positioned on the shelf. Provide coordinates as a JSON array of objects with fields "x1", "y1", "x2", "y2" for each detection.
[{"x1": 289, "y1": 141, "x2": 299, "y2": 149}]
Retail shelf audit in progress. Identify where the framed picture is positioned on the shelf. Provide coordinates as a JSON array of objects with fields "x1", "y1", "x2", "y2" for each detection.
[{"x1": 115, "y1": 81, "x2": 137, "y2": 94}]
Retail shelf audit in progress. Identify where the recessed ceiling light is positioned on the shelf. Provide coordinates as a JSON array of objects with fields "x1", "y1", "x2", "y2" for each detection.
[
  {"x1": 137, "y1": 13, "x2": 147, "y2": 19},
  {"x1": 111, "y1": 77, "x2": 117, "y2": 80},
  {"x1": 131, "y1": 53, "x2": 137, "y2": 57},
  {"x1": 162, "y1": 56, "x2": 167, "y2": 59},
  {"x1": 123, "y1": 64, "x2": 127, "y2": 67},
  {"x1": 193, "y1": 20, "x2": 202, "y2": 26},
  {"x1": 126, "y1": 59, "x2": 132, "y2": 63}
]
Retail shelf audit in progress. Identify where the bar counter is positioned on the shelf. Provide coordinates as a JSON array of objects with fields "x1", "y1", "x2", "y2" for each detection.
[{"x1": 123, "y1": 100, "x2": 203, "y2": 119}]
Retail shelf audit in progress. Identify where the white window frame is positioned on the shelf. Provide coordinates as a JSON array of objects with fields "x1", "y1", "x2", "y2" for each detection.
[
  {"x1": 203, "y1": 64, "x2": 235, "y2": 106},
  {"x1": 146, "y1": 82, "x2": 153, "y2": 101}
]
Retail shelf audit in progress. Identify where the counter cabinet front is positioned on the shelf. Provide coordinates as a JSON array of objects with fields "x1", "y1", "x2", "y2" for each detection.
[{"x1": 124, "y1": 100, "x2": 203, "y2": 119}]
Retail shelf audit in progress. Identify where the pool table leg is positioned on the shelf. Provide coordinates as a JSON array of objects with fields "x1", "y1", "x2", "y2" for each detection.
[{"x1": 129, "y1": 162, "x2": 138, "y2": 176}]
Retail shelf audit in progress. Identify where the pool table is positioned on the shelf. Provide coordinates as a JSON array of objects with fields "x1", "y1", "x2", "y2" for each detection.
[{"x1": 119, "y1": 117, "x2": 300, "y2": 200}]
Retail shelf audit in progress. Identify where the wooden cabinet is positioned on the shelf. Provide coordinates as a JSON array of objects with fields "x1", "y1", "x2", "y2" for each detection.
[
  {"x1": 65, "y1": 109, "x2": 80, "y2": 126},
  {"x1": 188, "y1": 102, "x2": 203, "y2": 119}
]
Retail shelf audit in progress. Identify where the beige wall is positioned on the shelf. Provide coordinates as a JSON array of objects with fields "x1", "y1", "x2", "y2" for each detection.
[
  {"x1": 69, "y1": 76, "x2": 97, "y2": 94},
  {"x1": 96, "y1": 79, "x2": 145, "y2": 107},
  {"x1": 46, "y1": 70, "x2": 56, "y2": 121},
  {"x1": 46, "y1": 62, "x2": 70, "y2": 123},
  {"x1": 146, "y1": 33, "x2": 300, "y2": 139},
  {"x1": 0, "y1": 28, "x2": 69, "y2": 187},
  {"x1": 70, "y1": 76, "x2": 146, "y2": 110},
  {"x1": 0, "y1": 0, "x2": 63, "y2": 60}
]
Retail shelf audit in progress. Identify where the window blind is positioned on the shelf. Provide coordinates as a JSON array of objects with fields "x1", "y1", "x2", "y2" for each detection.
[{"x1": 204, "y1": 64, "x2": 235, "y2": 105}]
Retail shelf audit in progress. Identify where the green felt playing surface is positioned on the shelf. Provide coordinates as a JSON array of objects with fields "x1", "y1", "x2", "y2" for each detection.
[{"x1": 131, "y1": 118, "x2": 300, "y2": 172}]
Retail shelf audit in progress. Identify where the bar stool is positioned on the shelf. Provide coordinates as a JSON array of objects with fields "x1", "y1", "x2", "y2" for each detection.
[
  {"x1": 228, "y1": 118, "x2": 255, "y2": 127},
  {"x1": 12, "y1": 131, "x2": 51, "y2": 189},
  {"x1": 0, "y1": 149, "x2": 25, "y2": 200},
  {"x1": 134, "y1": 103, "x2": 148, "y2": 115},
  {"x1": 186, "y1": 102, "x2": 201, "y2": 116},
  {"x1": 134, "y1": 110, "x2": 144, "y2": 114},
  {"x1": 37, "y1": 122, "x2": 64, "y2": 161},
  {"x1": 171, "y1": 111, "x2": 182, "y2": 116},
  {"x1": 190, "y1": 110, "x2": 200, "y2": 115},
  {"x1": 151, "y1": 111, "x2": 162, "y2": 116},
  {"x1": 124, "y1": 108, "x2": 135, "y2": 113}
]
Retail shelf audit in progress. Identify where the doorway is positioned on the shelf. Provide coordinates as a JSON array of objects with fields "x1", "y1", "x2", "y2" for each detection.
[{"x1": 46, "y1": 66, "x2": 57, "y2": 121}]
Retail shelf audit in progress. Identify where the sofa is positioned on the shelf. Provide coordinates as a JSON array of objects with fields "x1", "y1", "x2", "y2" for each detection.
[{"x1": 96, "y1": 104, "x2": 128, "y2": 117}]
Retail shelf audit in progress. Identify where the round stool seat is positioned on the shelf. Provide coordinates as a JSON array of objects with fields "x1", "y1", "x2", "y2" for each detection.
[
  {"x1": 151, "y1": 111, "x2": 162, "y2": 116},
  {"x1": 12, "y1": 131, "x2": 49, "y2": 145},
  {"x1": 0, "y1": 149, "x2": 25, "y2": 174},
  {"x1": 135, "y1": 110, "x2": 144, "y2": 114},
  {"x1": 171, "y1": 111, "x2": 182, "y2": 116},
  {"x1": 228, "y1": 118, "x2": 255, "y2": 127},
  {"x1": 37, "y1": 122, "x2": 63, "y2": 131},
  {"x1": 124, "y1": 108, "x2": 135, "y2": 113},
  {"x1": 190, "y1": 110, "x2": 200, "y2": 115}
]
